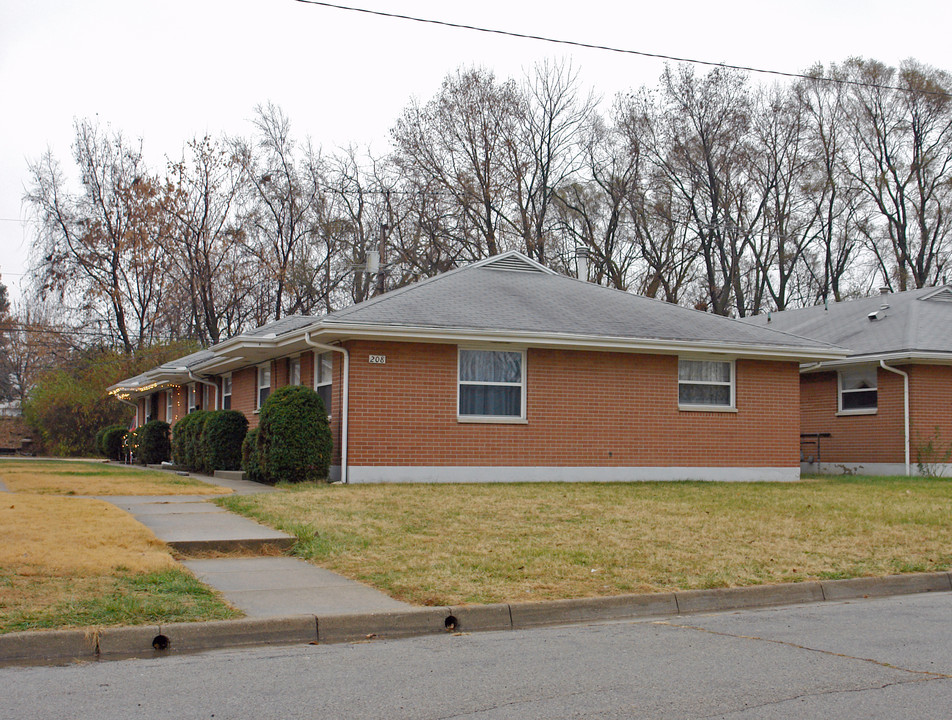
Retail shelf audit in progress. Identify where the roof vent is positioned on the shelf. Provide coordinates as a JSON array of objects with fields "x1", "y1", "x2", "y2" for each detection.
[
  {"x1": 922, "y1": 287, "x2": 952, "y2": 303},
  {"x1": 483, "y1": 255, "x2": 546, "y2": 273},
  {"x1": 868, "y1": 308, "x2": 887, "y2": 321}
]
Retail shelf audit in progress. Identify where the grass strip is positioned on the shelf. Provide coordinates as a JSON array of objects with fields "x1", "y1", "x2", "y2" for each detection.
[
  {"x1": 0, "y1": 459, "x2": 230, "y2": 495},
  {"x1": 0, "y1": 493, "x2": 239, "y2": 633},
  {"x1": 217, "y1": 475, "x2": 952, "y2": 606}
]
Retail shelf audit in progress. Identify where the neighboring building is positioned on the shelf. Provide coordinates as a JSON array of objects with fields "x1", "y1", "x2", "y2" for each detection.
[
  {"x1": 745, "y1": 286, "x2": 952, "y2": 476},
  {"x1": 110, "y1": 253, "x2": 843, "y2": 483}
]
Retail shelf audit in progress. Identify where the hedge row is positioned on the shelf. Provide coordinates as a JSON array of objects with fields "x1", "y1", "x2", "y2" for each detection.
[
  {"x1": 172, "y1": 409, "x2": 249, "y2": 474},
  {"x1": 242, "y1": 385, "x2": 332, "y2": 484}
]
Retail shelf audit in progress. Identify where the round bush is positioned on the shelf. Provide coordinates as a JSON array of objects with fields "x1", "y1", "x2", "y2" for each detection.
[
  {"x1": 201, "y1": 410, "x2": 249, "y2": 472},
  {"x1": 97, "y1": 424, "x2": 126, "y2": 456},
  {"x1": 258, "y1": 385, "x2": 331, "y2": 484},
  {"x1": 102, "y1": 425, "x2": 128, "y2": 461},
  {"x1": 185, "y1": 410, "x2": 210, "y2": 472},
  {"x1": 241, "y1": 428, "x2": 264, "y2": 483},
  {"x1": 137, "y1": 420, "x2": 171, "y2": 465},
  {"x1": 171, "y1": 412, "x2": 195, "y2": 466}
]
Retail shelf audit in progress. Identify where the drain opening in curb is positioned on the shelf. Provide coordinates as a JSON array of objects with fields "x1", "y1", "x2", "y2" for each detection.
[
  {"x1": 152, "y1": 635, "x2": 170, "y2": 651},
  {"x1": 444, "y1": 615, "x2": 458, "y2": 631}
]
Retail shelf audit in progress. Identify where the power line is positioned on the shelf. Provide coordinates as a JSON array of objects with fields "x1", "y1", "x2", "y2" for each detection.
[{"x1": 293, "y1": 0, "x2": 952, "y2": 99}]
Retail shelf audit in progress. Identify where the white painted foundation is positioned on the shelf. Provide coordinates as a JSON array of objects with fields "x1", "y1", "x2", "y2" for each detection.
[
  {"x1": 336, "y1": 465, "x2": 800, "y2": 484},
  {"x1": 802, "y1": 462, "x2": 952, "y2": 477}
]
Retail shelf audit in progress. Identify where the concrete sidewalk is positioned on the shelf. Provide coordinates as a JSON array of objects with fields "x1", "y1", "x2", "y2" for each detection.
[
  {"x1": 100, "y1": 474, "x2": 407, "y2": 619},
  {"x1": 183, "y1": 557, "x2": 410, "y2": 617}
]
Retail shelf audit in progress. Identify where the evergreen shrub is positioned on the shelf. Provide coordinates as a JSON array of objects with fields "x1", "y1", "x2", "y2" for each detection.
[
  {"x1": 241, "y1": 428, "x2": 264, "y2": 483},
  {"x1": 102, "y1": 426, "x2": 128, "y2": 461},
  {"x1": 201, "y1": 410, "x2": 248, "y2": 472},
  {"x1": 257, "y1": 385, "x2": 331, "y2": 484},
  {"x1": 137, "y1": 420, "x2": 171, "y2": 465}
]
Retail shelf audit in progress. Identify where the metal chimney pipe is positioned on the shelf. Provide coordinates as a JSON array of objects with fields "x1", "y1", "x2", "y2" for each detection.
[{"x1": 575, "y1": 247, "x2": 590, "y2": 282}]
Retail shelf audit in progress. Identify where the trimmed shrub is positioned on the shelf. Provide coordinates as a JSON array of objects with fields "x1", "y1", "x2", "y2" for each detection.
[
  {"x1": 137, "y1": 420, "x2": 171, "y2": 465},
  {"x1": 185, "y1": 410, "x2": 210, "y2": 472},
  {"x1": 201, "y1": 411, "x2": 248, "y2": 472},
  {"x1": 102, "y1": 425, "x2": 128, "y2": 461},
  {"x1": 241, "y1": 428, "x2": 265, "y2": 483},
  {"x1": 171, "y1": 412, "x2": 195, "y2": 466},
  {"x1": 257, "y1": 385, "x2": 332, "y2": 484},
  {"x1": 96, "y1": 424, "x2": 125, "y2": 456}
]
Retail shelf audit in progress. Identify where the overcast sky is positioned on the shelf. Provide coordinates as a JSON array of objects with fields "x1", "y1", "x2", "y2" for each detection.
[{"x1": 3, "y1": 0, "x2": 952, "y2": 304}]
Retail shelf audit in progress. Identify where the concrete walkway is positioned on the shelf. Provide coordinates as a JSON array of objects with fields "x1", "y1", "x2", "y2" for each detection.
[
  {"x1": 99, "y1": 471, "x2": 409, "y2": 618},
  {"x1": 183, "y1": 557, "x2": 410, "y2": 617}
]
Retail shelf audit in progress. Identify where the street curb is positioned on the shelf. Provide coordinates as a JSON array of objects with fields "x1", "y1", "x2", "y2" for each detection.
[{"x1": 3, "y1": 571, "x2": 951, "y2": 666}]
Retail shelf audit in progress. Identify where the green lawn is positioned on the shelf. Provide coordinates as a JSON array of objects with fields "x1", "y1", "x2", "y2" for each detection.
[{"x1": 217, "y1": 475, "x2": 952, "y2": 605}]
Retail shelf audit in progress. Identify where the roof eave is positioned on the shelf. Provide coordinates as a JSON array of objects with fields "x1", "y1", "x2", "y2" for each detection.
[
  {"x1": 801, "y1": 350, "x2": 952, "y2": 372},
  {"x1": 310, "y1": 322, "x2": 847, "y2": 361}
]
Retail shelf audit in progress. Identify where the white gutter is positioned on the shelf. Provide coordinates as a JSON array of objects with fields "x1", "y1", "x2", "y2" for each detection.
[
  {"x1": 184, "y1": 369, "x2": 220, "y2": 410},
  {"x1": 880, "y1": 361, "x2": 911, "y2": 476},
  {"x1": 304, "y1": 333, "x2": 350, "y2": 485},
  {"x1": 114, "y1": 396, "x2": 139, "y2": 427}
]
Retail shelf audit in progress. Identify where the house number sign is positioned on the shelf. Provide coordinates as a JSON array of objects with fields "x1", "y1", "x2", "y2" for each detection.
[{"x1": 368, "y1": 355, "x2": 387, "y2": 364}]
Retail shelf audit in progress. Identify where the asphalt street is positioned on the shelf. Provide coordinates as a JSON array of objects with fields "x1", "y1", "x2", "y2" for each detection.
[{"x1": 3, "y1": 591, "x2": 951, "y2": 719}]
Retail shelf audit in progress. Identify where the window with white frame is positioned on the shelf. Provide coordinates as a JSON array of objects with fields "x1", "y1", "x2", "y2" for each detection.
[
  {"x1": 314, "y1": 352, "x2": 332, "y2": 415},
  {"x1": 166, "y1": 389, "x2": 174, "y2": 420},
  {"x1": 221, "y1": 374, "x2": 232, "y2": 410},
  {"x1": 678, "y1": 358, "x2": 734, "y2": 408},
  {"x1": 257, "y1": 363, "x2": 271, "y2": 410},
  {"x1": 838, "y1": 367, "x2": 877, "y2": 412},
  {"x1": 289, "y1": 356, "x2": 301, "y2": 386},
  {"x1": 458, "y1": 348, "x2": 525, "y2": 419},
  {"x1": 187, "y1": 383, "x2": 198, "y2": 414},
  {"x1": 202, "y1": 383, "x2": 211, "y2": 410}
]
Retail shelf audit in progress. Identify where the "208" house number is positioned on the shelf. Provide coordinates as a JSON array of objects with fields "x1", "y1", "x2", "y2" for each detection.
[{"x1": 368, "y1": 355, "x2": 387, "y2": 364}]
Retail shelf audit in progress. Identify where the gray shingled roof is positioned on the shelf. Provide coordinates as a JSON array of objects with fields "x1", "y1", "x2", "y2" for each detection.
[
  {"x1": 324, "y1": 253, "x2": 837, "y2": 351},
  {"x1": 241, "y1": 315, "x2": 321, "y2": 338},
  {"x1": 743, "y1": 286, "x2": 952, "y2": 357}
]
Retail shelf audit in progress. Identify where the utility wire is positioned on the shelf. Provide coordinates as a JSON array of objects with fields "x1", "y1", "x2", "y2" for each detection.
[{"x1": 293, "y1": 0, "x2": 952, "y2": 99}]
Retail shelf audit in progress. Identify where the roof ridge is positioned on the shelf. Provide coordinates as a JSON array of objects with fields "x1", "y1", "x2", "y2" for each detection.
[{"x1": 549, "y1": 273, "x2": 840, "y2": 347}]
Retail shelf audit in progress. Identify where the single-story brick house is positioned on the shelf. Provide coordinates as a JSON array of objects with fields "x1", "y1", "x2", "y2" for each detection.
[
  {"x1": 110, "y1": 253, "x2": 844, "y2": 482},
  {"x1": 745, "y1": 286, "x2": 952, "y2": 476}
]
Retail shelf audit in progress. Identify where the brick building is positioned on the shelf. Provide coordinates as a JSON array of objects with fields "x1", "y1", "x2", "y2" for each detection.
[
  {"x1": 746, "y1": 286, "x2": 952, "y2": 475},
  {"x1": 110, "y1": 253, "x2": 842, "y2": 482}
]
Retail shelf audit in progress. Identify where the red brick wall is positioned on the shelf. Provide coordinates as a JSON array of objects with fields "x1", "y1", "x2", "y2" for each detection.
[
  {"x1": 231, "y1": 366, "x2": 261, "y2": 428},
  {"x1": 909, "y1": 365, "x2": 952, "y2": 462},
  {"x1": 800, "y1": 367, "x2": 908, "y2": 463},
  {"x1": 343, "y1": 340, "x2": 800, "y2": 468}
]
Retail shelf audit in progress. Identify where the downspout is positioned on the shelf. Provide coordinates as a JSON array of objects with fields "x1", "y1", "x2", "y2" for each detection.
[
  {"x1": 304, "y1": 332, "x2": 350, "y2": 484},
  {"x1": 186, "y1": 369, "x2": 220, "y2": 410},
  {"x1": 880, "y1": 361, "x2": 910, "y2": 476}
]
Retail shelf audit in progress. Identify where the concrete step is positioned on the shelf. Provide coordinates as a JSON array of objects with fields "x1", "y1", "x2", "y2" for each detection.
[{"x1": 214, "y1": 470, "x2": 246, "y2": 481}]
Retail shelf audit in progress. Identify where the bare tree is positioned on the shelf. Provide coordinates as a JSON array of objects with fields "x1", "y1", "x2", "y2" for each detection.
[
  {"x1": 233, "y1": 103, "x2": 325, "y2": 320},
  {"x1": 26, "y1": 120, "x2": 170, "y2": 352},
  {"x1": 163, "y1": 136, "x2": 250, "y2": 343},
  {"x1": 842, "y1": 58, "x2": 952, "y2": 290}
]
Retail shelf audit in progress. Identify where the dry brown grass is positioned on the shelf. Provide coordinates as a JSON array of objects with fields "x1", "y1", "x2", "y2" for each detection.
[
  {"x1": 0, "y1": 470, "x2": 239, "y2": 632},
  {"x1": 219, "y1": 476, "x2": 952, "y2": 605},
  {"x1": 1, "y1": 494, "x2": 175, "y2": 577},
  {"x1": 0, "y1": 459, "x2": 230, "y2": 496}
]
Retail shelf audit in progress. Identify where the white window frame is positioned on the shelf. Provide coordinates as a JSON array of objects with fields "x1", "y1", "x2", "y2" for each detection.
[
  {"x1": 289, "y1": 356, "x2": 302, "y2": 386},
  {"x1": 202, "y1": 383, "x2": 211, "y2": 411},
  {"x1": 677, "y1": 357, "x2": 736, "y2": 411},
  {"x1": 314, "y1": 352, "x2": 332, "y2": 417},
  {"x1": 457, "y1": 347, "x2": 527, "y2": 423},
  {"x1": 166, "y1": 388, "x2": 174, "y2": 421},
  {"x1": 256, "y1": 363, "x2": 271, "y2": 411},
  {"x1": 221, "y1": 374, "x2": 232, "y2": 411},
  {"x1": 187, "y1": 383, "x2": 199, "y2": 414},
  {"x1": 837, "y1": 367, "x2": 878, "y2": 415}
]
